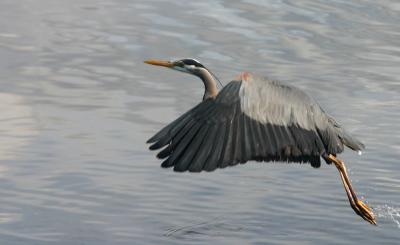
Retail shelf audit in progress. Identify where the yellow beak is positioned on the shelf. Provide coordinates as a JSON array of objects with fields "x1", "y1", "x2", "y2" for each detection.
[{"x1": 144, "y1": 59, "x2": 174, "y2": 67}]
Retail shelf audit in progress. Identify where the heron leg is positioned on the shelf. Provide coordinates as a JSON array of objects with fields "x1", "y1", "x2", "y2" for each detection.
[{"x1": 327, "y1": 154, "x2": 376, "y2": 225}]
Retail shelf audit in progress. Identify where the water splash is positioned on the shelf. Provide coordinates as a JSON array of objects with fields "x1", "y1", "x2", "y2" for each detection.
[{"x1": 374, "y1": 204, "x2": 400, "y2": 228}]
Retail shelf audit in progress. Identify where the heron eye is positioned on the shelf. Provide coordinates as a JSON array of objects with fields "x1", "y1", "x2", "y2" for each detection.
[{"x1": 175, "y1": 61, "x2": 184, "y2": 67}]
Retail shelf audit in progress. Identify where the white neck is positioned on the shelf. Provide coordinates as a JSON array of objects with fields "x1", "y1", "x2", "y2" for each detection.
[{"x1": 198, "y1": 68, "x2": 218, "y2": 100}]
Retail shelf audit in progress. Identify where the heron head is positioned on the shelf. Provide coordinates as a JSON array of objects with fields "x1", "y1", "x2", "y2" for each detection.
[{"x1": 144, "y1": 58, "x2": 206, "y2": 76}]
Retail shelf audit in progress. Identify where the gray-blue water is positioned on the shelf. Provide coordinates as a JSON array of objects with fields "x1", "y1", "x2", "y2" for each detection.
[{"x1": 1, "y1": 0, "x2": 399, "y2": 244}]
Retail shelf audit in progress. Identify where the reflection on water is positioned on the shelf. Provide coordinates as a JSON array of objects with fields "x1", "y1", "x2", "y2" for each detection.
[
  {"x1": 0, "y1": 0, "x2": 400, "y2": 244},
  {"x1": 0, "y1": 93, "x2": 37, "y2": 160}
]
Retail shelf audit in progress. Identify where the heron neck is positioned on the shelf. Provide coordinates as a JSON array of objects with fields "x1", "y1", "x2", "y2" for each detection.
[{"x1": 198, "y1": 68, "x2": 218, "y2": 100}]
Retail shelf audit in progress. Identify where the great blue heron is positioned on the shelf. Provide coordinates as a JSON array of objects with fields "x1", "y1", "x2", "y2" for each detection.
[{"x1": 144, "y1": 58, "x2": 376, "y2": 225}]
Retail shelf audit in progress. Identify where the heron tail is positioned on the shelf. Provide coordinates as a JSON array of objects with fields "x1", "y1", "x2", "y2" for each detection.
[
  {"x1": 339, "y1": 128, "x2": 365, "y2": 152},
  {"x1": 326, "y1": 115, "x2": 365, "y2": 153}
]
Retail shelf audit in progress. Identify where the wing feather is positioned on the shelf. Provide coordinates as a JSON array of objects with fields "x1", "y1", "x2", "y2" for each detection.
[
  {"x1": 173, "y1": 125, "x2": 210, "y2": 172},
  {"x1": 218, "y1": 105, "x2": 237, "y2": 169},
  {"x1": 240, "y1": 113, "x2": 251, "y2": 163},
  {"x1": 167, "y1": 122, "x2": 203, "y2": 169},
  {"x1": 188, "y1": 125, "x2": 219, "y2": 172},
  {"x1": 203, "y1": 123, "x2": 226, "y2": 171}
]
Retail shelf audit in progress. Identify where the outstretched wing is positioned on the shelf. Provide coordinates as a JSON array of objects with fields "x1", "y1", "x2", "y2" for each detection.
[{"x1": 148, "y1": 74, "x2": 364, "y2": 172}]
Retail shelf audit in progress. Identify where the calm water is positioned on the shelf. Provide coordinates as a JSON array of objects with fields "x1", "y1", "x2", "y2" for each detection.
[{"x1": 1, "y1": 0, "x2": 399, "y2": 244}]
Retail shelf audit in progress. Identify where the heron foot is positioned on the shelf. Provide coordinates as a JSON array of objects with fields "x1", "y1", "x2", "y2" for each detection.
[{"x1": 354, "y1": 199, "x2": 376, "y2": 225}]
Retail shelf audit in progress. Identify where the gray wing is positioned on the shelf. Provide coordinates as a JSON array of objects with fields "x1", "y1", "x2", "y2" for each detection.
[{"x1": 148, "y1": 74, "x2": 364, "y2": 172}]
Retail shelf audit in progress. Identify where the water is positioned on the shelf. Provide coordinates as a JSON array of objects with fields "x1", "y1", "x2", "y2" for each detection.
[{"x1": 0, "y1": 0, "x2": 399, "y2": 244}]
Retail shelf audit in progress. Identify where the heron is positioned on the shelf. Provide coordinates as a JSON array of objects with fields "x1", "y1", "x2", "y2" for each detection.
[{"x1": 144, "y1": 58, "x2": 376, "y2": 225}]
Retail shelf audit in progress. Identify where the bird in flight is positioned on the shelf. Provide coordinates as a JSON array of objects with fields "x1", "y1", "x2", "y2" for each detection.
[{"x1": 144, "y1": 58, "x2": 376, "y2": 225}]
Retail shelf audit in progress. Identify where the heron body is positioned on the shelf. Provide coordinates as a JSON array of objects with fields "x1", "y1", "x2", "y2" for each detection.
[{"x1": 145, "y1": 58, "x2": 376, "y2": 225}]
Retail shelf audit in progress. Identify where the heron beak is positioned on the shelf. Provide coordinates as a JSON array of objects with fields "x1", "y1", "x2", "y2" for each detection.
[{"x1": 144, "y1": 59, "x2": 174, "y2": 68}]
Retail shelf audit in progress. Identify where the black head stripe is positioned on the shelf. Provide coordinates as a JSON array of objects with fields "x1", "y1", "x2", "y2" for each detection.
[{"x1": 181, "y1": 59, "x2": 204, "y2": 68}]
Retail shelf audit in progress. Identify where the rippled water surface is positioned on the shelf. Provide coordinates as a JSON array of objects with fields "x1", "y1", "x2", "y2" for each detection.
[{"x1": 1, "y1": 0, "x2": 400, "y2": 244}]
